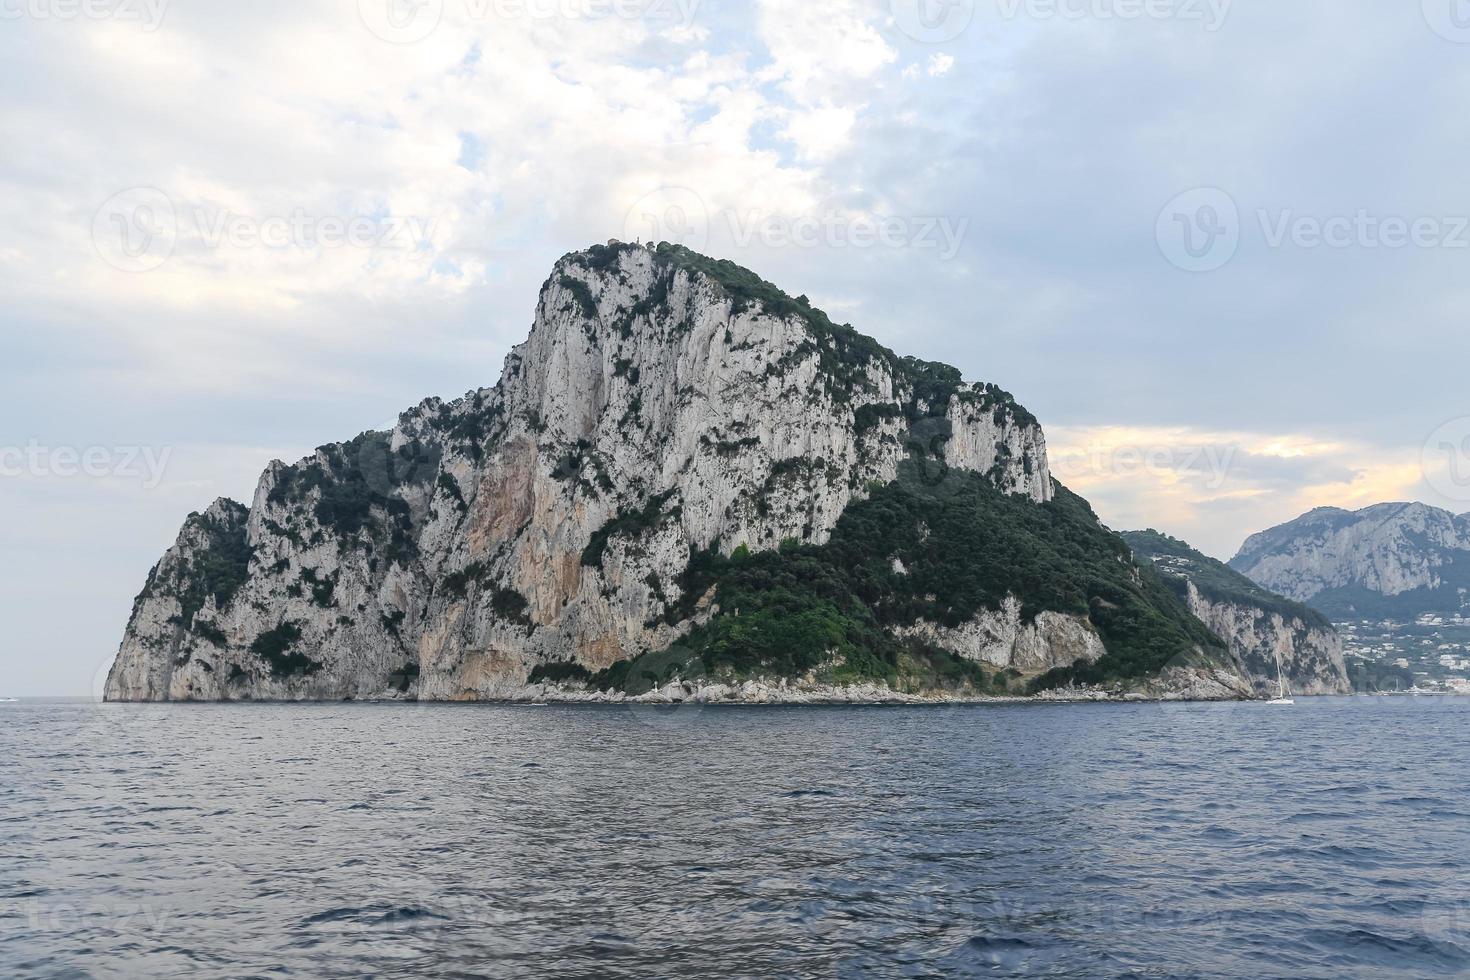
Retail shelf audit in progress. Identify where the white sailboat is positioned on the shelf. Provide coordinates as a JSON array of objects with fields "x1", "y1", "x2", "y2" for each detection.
[{"x1": 1267, "y1": 651, "x2": 1295, "y2": 705}]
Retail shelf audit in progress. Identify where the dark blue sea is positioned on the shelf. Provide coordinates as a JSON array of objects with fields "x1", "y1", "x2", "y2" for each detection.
[{"x1": 3, "y1": 696, "x2": 1468, "y2": 978}]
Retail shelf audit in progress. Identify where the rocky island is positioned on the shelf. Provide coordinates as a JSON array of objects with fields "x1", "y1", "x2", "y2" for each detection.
[
  {"x1": 107, "y1": 243, "x2": 1318, "y2": 704},
  {"x1": 1232, "y1": 503, "x2": 1470, "y2": 622}
]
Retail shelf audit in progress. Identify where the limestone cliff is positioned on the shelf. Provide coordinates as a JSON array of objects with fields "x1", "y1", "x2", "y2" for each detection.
[
  {"x1": 107, "y1": 243, "x2": 1247, "y2": 702},
  {"x1": 1123, "y1": 530, "x2": 1350, "y2": 696},
  {"x1": 1230, "y1": 503, "x2": 1470, "y2": 621}
]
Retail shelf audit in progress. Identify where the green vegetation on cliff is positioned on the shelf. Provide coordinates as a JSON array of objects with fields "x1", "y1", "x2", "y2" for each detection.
[
  {"x1": 146, "y1": 502, "x2": 254, "y2": 629},
  {"x1": 269, "y1": 431, "x2": 439, "y2": 567},
  {"x1": 591, "y1": 466, "x2": 1226, "y2": 694},
  {"x1": 1122, "y1": 529, "x2": 1332, "y2": 629},
  {"x1": 249, "y1": 621, "x2": 321, "y2": 678},
  {"x1": 582, "y1": 489, "x2": 678, "y2": 567}
]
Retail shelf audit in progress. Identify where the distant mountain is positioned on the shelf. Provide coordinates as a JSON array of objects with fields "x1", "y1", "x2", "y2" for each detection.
[
  {"x1": 106, "y1": 242, "x2": 1253, "y2": 704},
  {"x1": 1123, "y1": 530, "x2": 1350, "y2": 696},
  {"x1": 1230, "y1": 503, "x2": 1470, "y2": 621}
]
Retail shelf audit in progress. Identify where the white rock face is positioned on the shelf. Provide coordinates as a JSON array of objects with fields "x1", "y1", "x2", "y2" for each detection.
[
  {"x1": 1181, "y1": 582, "x2": 1350, "y2": 696},
  {"x1": 1233, "y1": 503, "x2": 1470, "y2": 603},
  {"x1": 894, "y1": 596, "x2": 1107, "y2": 675},
  {"x1": 1123, "y1": 530, "x2": 1351, "y2": 697},
  {"x1": 105, "y1": 244, "x2": 1229, "y2": 703}
]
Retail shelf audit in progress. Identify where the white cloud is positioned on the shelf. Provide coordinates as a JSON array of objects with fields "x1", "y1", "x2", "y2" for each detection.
[
  {"x1": 755, "y1": 0, "x2": 896, "y2": 103},
  {"x1": 0, "y1": 0, "x2": 847, "y2": 395},
  {"x1": 780, "y1": 103, "x2": 860, "y2": 162},
  {"x1": 927, "y1": 53, "x2": 955, "y2": 77}
]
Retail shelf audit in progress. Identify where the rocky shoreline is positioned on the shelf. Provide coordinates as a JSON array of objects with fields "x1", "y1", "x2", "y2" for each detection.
[
  {"x1": 107, "y1": 676, "x2": 1262, "y2": 706},
  {"x1": 520, "y1": 683, "x2": 1253, "y2": 705},
  {"x1": 527, "y1": 674, "x2": 1263, "y2": 704}
]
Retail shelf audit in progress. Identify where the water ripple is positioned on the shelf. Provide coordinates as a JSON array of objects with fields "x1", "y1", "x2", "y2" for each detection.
[{"x1": 1, "y1": 697, "x2": 1468, "y2": 978}]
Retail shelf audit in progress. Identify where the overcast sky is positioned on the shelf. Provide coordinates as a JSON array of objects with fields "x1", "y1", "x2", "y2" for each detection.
[{"x1": 4, "y1": 0, "x2": 1469, "y2": 694}]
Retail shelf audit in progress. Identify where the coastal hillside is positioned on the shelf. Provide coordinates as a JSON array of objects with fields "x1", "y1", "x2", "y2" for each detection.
[
  {"x1": 1123, "y1": 530, "x2": 1350, "y2": 696},
  {"x1": 106, "y1": 243, "x2": 1250, "y2": 703},
  {"x1": 1231, "y1": 503, "x2": 1470, "y2": 621}
]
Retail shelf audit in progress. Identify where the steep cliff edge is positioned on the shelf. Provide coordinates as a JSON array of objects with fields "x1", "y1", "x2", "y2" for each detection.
[
  {"x1": 1124, "y1": 530, "x2": 1350, "y2": 696},
  {"x1": 1231, "y1": 503, "x2": 1470, "y2": 620},
  {"x1": 107, "y1": 242, "x2": 1248, "y2": 703}
]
